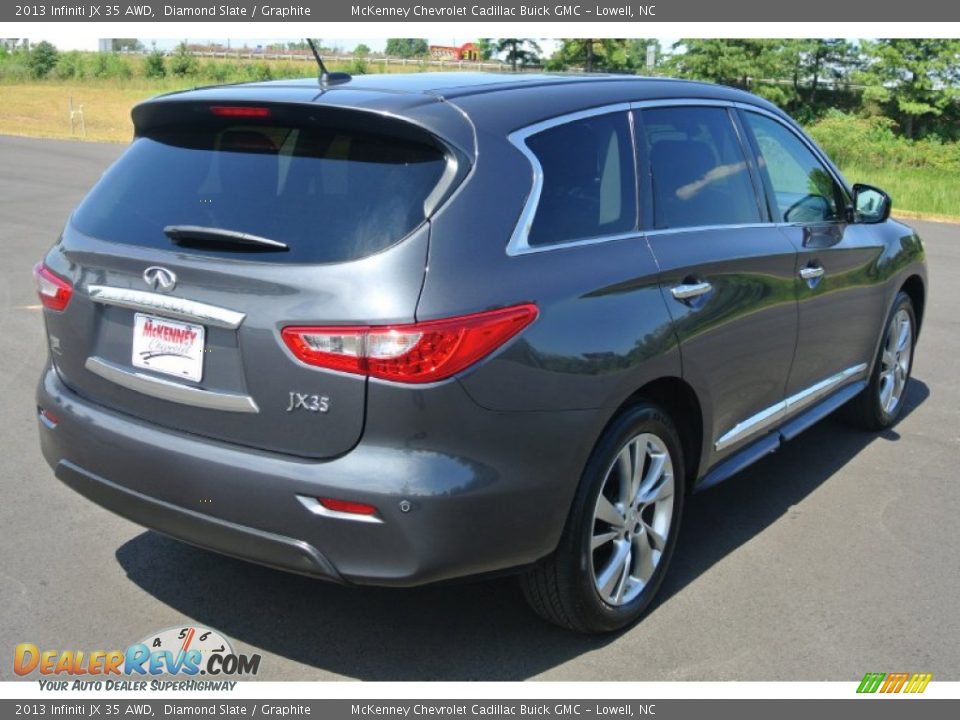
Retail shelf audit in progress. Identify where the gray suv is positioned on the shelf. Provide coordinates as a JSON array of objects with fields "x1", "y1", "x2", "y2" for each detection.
[{"x1": 34, "y1": 73, "x2": 926, "y2": 633}]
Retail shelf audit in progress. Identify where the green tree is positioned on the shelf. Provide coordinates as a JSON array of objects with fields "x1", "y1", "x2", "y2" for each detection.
[
  {"x1": 168, "y1": 42, "x2": 199, "y2": 77},
  {"x1": 385, "y1": 38, "x2": 428, "y2": 59},
  {"x1": 669, "y1": 39, "x2": 795, "y2": 105},
  {"x1": 28, "y1": 40, "x2": 58, "y2": 79},
  {"x1": 798, "y1": 39, "x2": 857, "y2": 106},
  {"x1": 143, "y1": 50, "x2": 166, "y2": 78},
  {"x1": 547, "y1": 39, "x2": 661, "y2": 73},
  {"x1": 474, "y1": 39, "x2": 496, "y2": 61},
  {"x1": 858, "y1": 39, "x2": 960, "y2": 138},
  {"x1": 494, "y1": 39, "x2": 542, "y2": 71},
  {"x1": 353, "y1": 43, "x2": 370, "y2": 57}
]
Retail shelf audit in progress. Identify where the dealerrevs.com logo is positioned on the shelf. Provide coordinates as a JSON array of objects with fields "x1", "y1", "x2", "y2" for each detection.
[{"x1": 14, "y1": 626, "x2": 261, "y2": 690}]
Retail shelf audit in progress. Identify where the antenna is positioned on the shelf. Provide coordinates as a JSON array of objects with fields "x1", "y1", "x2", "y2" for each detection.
[{"x1": 305, "y1": 38, "x2": 351, "y2": 88}]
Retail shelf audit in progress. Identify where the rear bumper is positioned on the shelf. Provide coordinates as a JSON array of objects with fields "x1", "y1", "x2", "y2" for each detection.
[
  {"x1": 55, "y1": 458, "x2": 344, "y2": 582},
  {"x1": 37, "y1": 365, "x2": 600, "y2": 586}
]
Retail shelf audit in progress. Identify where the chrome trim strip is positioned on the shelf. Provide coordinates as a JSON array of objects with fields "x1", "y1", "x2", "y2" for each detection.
[
  {"x1": 296, "y1": 495, "x2": 384, "y2": 525},
  {"x1": 87, "y1": 286, "x2": 245, "y2": 330},
  {"x1": 785, "y1": 362, "x2": 868, "y2": 413},
  {"x1": 85, "y1": 356, "x2": 259, "y2": 414},
  {"x1": 715, "y1": 363, "x2": 868, "y2": 452},
  {"x1": 645, "y1": 222, "x2": 774, "y2": 237},
  {"x1": 630, "y1": 98, "x2": 736, "y2": 109},
  {"x1": 715, "y1": 402, "x2": 785, "y2": 454},
  {"x1": 506, "y1": 103, "x2": 633, "y2": 257}
]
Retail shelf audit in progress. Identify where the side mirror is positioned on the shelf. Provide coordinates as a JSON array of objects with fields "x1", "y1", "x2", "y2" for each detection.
[{"x1": 853, "y1": 183, "x2": 891, "y2": 224}]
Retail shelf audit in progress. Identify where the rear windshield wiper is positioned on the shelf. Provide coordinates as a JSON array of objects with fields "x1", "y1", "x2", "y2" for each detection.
[{"x1": 163, "y1": 225, "x2": 289, "y2": 251}]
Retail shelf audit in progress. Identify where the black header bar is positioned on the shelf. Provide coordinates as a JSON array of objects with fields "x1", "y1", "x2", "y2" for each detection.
[{"x1": 4, "y1": 1, "x2": 956, "y2": 23}]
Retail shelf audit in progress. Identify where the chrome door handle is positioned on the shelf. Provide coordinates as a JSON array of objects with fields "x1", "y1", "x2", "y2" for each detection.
[
  {"x1": 671, "y1": 282, "x2": 713, "y2": 301},
  {"x1": 799, "y1": 266, "x2": 825, "y2": 280}
]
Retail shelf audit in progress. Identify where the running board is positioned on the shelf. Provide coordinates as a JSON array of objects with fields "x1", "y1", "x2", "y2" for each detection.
[{"x1": 695, "y1": 380, "x2": 866, "y2": 493}]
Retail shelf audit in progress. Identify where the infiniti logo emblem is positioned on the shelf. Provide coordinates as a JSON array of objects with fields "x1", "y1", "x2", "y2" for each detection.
[{"x1": 143, "y1": 266, "x2": 177, "y2": 293}]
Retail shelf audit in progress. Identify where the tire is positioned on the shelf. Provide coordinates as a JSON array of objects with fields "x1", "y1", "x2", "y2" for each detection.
[
  {"x1": 521, "y1": 403, "x2": 685, "y2": 633},
  {"x1": 844, "y1": 291, "x2": 917, "y2": 431}
]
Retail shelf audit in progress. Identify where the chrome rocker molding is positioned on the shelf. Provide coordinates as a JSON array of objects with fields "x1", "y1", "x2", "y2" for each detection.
[
  {"x1": 85, "y1": 356, "x2": 260, "y2": 414},
  {"x1": 697, "y1": 368, "x2": 870, "y2": 493},
  {"x1": 87, "y1": 285, "x2": 246, "y2": 330},
  {"x1": 715, "y1": 363, "x2": 869, "y2": 452}
]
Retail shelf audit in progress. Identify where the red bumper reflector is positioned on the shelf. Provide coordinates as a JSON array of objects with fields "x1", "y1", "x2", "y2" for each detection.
[
  {"x1": 38, "y1": 407, "x2": 58, "y2": 429},
  {"x1": 318, "y1": 498, "x2": 378, "y2": 516}
]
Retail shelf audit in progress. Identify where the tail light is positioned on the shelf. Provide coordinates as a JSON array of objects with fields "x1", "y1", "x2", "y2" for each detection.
[
  {"x1": 282, "y1": 304, "x2": 538, "y2": 384},
  {"x1": 33, "y1": 263, "x2": 72, "y2": 312}
]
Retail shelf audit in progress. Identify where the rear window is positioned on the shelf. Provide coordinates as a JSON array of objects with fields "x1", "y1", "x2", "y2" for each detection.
[{"x1": 71, "y1": 122, "x2": 448, "y2": 263}]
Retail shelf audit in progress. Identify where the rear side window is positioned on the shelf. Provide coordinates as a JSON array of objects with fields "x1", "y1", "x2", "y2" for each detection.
[
  {"x1": 642, "y1": 106, "x2": 762, "y2": 230},
  {"x1": 526, "y1": 111, "x2": 637, "y2": 246},
  {"x1": 71, "y1": 122, "x2": 448, "y2": 264}
]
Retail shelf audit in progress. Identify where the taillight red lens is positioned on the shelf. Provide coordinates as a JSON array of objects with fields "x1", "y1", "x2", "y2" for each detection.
[
  {"x1": 32, "y1": 263, "x2": 72, "y2": 312},
  {"x1": 209, "y1": 106, "x2": 271, "y2": 118},
  {"x1": 281, "y1": 304, "x2": 538, "y2": 384}
]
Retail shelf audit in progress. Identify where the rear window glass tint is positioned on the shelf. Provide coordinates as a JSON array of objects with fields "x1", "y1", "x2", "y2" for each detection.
[
  {"x1": 526, "y1": 111, "x2": 637, "y2": 246},
  {"x1": 71, "y1": 123, "x2": 447, "y2": 264},
  {"x1": 642, "y1": 107, "x2": 762, "y2": 230}
]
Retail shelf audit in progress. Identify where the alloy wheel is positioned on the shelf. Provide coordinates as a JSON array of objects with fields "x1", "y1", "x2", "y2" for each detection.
[
  {"x1": 590, "y1": 432, "x2": 675, "y2": 606},
  {"x1": 879, "y1": 308, "x2": 913, "y2": 415}
]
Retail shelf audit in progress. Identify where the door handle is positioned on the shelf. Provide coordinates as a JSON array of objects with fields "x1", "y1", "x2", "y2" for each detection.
[
  {"x1": 671, "y1": 281, "x2": 713, "y2": 301},
  {"x1": 799, "y1": 265, "x2": 825, "y2": 280}
]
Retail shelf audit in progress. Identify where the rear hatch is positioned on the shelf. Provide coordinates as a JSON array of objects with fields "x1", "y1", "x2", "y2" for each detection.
[{"x1": 42, "y1": 96, "x2": 466, "y2": 458}]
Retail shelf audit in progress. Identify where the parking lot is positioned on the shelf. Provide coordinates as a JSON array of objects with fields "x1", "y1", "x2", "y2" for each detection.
[{"x1": 1, "y1": 134, "x2": 958, "y2": 681}]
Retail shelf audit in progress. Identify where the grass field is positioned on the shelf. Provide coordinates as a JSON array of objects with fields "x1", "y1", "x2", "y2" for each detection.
[
  {"x1": 1, "y1": 79, "x2": 957, "y2": 220},
  {"x1": 837, "y1": 164, "x2": 959, "y2": 220}
]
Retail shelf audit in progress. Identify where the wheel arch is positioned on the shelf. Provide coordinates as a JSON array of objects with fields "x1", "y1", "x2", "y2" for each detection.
[
  {"x1": 612, "y1": 376, "x2": 704, "y2": 491},
  {"x1": 900, "y1": 274, "x2": 925, "y2": 334}
]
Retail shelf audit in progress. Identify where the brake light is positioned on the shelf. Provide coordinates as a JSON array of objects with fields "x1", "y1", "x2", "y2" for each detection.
[
  {"x1": 32, "y1": 263, "x2": 72, "y2": 312},
  {"x1": 209, "y1": 106, "x2": 271, "y2": 118},
  {"x1": 281, "y1": 304, "x2": 538, "y2": 384}
]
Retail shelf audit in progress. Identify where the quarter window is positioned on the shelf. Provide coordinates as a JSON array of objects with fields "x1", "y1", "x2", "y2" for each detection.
[
  {"x1": 526, "y1": 112, "x2": 637, "y2": 246},
  {"x1": 642, "y1": 106, "x2": 762, "y2": 230},
  {"x1": 742, "y1": 112, "x2": 847, "y2": 224}
]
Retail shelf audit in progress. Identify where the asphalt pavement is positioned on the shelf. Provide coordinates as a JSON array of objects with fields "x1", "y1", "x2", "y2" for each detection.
[{"x1": 1, "y1": 135, "x2": 958, "y2": 681}]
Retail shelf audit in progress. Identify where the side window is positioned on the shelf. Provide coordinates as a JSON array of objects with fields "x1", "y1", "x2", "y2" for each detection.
[
  {"x1": 526, "y1": 112, "x2": 637, "y2": 246},
  {"x1": 642, "y1": 106, "x2": 762, "y2": 230},
  {"x1": 742, "y1": 112, "x2": 847, "y2": 224}
]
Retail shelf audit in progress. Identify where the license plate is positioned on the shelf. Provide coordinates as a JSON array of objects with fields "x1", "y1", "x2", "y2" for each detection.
[{"x1": 132, "y1": 313, "x2": 205, "y2": 382}]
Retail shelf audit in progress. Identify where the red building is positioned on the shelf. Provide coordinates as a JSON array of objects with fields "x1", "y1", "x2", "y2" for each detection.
[{"x1": 429, "y1": 43, "x2": 481, "y2": 61}]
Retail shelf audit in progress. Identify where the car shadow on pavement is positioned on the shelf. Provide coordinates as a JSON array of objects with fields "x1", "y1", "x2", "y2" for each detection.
[{"x1": 115, "y1": 380, "x2": 929, "y2": 681}]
